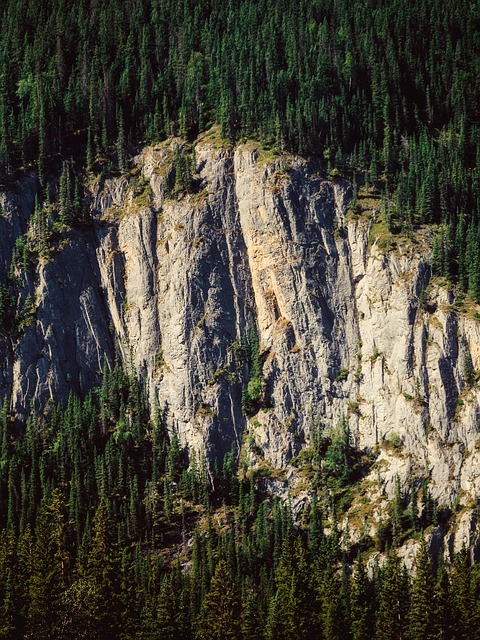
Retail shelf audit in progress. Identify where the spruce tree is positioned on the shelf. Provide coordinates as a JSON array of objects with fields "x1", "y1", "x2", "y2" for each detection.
[
  {"x1": 350, "y1": 558, "x2": 374, "y2": 640},
  {"x1": 408, "y1": 538, "x2": 435, "y2": 640},
  {"x1": 451, "y1": 548, "x2": 474, "y2": 640},
  {"x1": 196, "y1": 560, "x2": 242, "y2": 640},
  {"x1": 81, "y1": 501, "x2": 121, "y2": 639},
  {"x1": 375, "y1": 552, "x2": 410, "y2": 640}
]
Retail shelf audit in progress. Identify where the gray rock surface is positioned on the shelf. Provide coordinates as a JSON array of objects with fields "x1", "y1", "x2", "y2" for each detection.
[{"x1": 2, "y1": 137, "x2": 480, "y2": 552}]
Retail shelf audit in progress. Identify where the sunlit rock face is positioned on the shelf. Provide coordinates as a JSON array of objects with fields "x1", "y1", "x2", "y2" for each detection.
[{"x1": 4, "y1": 138, "x2": 480, "y2": 546}]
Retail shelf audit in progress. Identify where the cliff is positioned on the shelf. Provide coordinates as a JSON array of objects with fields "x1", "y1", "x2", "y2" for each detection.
[{"x1": 2, "y1": 132, "x2": 480, "y2": 553}]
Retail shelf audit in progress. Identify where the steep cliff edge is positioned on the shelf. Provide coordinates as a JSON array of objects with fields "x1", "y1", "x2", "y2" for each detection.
[{"x1": 2, "y1": 135, "x2": 480, "y2": 551}]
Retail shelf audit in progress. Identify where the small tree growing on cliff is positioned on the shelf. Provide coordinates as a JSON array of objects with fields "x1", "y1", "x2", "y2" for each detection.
[
  {"x1": 241, "y1": 329, "x2": 266, "y2": 415},
  {"x1": 323, "y1": 418, "x2": 353, "y2": 487},
  {"x1": 172, "y1": 148, "x2": 193, "y2": 197},
  {"x1": 463, "y1": 347, "x2": 475, "y2": 387}
]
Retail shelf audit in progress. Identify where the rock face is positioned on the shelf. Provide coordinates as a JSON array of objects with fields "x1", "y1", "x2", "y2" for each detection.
[{"x1": 3, "y1": 136, "x2": 480, "y2": 543}]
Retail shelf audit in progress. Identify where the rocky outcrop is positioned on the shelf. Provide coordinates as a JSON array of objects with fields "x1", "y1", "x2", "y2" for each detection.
[{"x1": 3, "y1": 135, "x2": 480, "y2": 544}]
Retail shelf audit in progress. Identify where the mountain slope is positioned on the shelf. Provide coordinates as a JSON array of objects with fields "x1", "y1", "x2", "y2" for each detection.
[{"x1": 3, "y1": 134, "x2": 480, "y2": 552}]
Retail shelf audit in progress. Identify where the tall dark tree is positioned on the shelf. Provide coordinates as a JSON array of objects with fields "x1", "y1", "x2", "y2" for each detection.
[
  {"x1": 408, "y1": 539, "x2": 435, "y2": 640},
  {"x1": 196, "y1": 560, "x2": 242, "y2": 640}
]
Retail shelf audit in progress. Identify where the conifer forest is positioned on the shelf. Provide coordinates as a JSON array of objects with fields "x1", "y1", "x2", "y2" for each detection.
[{"x1": 0, "y1": 0, "x2": 480, "y2": 637}]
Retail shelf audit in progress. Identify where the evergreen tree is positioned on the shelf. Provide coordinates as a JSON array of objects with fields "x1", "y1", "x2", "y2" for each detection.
[
  {"x1": 408, "y1": 538, "x2": 435, "y2": 640},
  {"x1": 433, "y1": 545, "x2": 453, "y2": 640},
  {"x1": 451, "y1": 548, "x2": 475, "y2": 640},
  {"x1": 320, "y1": 568, "x2": 344, "y2": 640},
  {"x1": 242, "y1": 589, "x2": 265, "y2": 640},
  {"x1": 350, "y1": 558, "x2": 374, "y2": 640},
  {"x1": 81, "y1": 501, "x2": 121, "y2": 639},
  {"x1": 25, "y1": 505, "x2": 57, "y2": 639},
  {"x1": 376, "y1": 552, "x2": 410, "y2": 640},
  {"x1": 196, "y1": 560, "x2": 242, "y2": 640}
]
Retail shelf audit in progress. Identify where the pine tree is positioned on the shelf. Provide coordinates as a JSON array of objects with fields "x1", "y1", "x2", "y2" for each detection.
[
  {"x1": 392, "y1": 474, "x2": 404, "y2": 546},
  {"x1": 0, "y1": 568, "x2": 17, "y2": 639},
  {"x1": 58, "y1": 162, "x2": 72, "y2": 226},
  {"x1": 26, "y1": 505, "x2": 57, "y2": 639},
  {"x1": 433, "y1": 544, "x2": 453, "y2": 640},
  {"x1": 375, "y1": 552, "x2": 409, "y2": 640},
  {"x1": 320, "y1": 568, "x2": 344, "y2": 640},
  {"x1": 196, "y1": 560, "x2": 242, "y2": 640},
  {"x1": 350, "y1": 558, "x2": 374, "y2": 640},
  {"x1": 155, "y1": 578, "x2": 180, "y2": 640},
  {"x1": 242, "y1": 589, "x2": 265, "y2": 640},
  {"x1": 116, "y1": 107, "x2": 127, "y2": 171},
  {"x1": 0, "y1": 529, "x2": 17, "y2": 639},
  {"x1": 408, "y1": 481, "x2": 419, "y2": 532},
  {"x1": 81, "y1": 501, "x2": 121, "y2": 639},
  {"x1": 451, "y1": 548, "x2": 474, "y2": 640},
  {"x1": 408, "y1": 538, "x2": 435, "y2": 640}
]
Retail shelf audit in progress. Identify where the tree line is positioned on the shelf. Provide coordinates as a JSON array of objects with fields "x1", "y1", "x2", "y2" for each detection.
[
  {"x1": 0, "y1": 0, "x2": 478, "y2": 291},
  {"x1": 0, "y1": 0, "x2": 478, "y2": 224},
  {"x1": 0, "y1": 367, "x2": 478, "y2": 638}
]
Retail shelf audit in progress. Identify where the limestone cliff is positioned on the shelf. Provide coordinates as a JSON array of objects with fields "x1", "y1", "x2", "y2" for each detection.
[{"x1": 2, "y1": 133, "x2": 480, "y2": 552}]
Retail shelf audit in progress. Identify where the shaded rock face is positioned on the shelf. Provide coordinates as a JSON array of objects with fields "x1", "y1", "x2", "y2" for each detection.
[
  {"x1": 0, "y1": 176, "x2": 39, "y2": 401},
  {"x1": 3, "y1": 139, "x2": 480, "y2": 521},
  {"x1": 12, "y1": 233, "x2": 116, "y2": 422}
]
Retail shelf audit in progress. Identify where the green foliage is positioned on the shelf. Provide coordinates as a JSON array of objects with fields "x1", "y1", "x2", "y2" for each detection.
[
  {"x1": 172, "y1": 147, "x2": 194, "y2": 197},
  {"x1": 10, "y1": 236, "x2": 29, "y2": 275},
  {"x1": 241, "y1": 329, "x2": 266, "y2": 416},
  {"x1": 0, "y1": 0, "x2": 475, "y2": 254},
  {"x1": 451, "y1": 548, "x2": 476, "y2": 640},
  {"x1": 0, "y1": 0, "x2": 479, "y2": 610},
  {"x1": 463, "y1": 348, "x2": 476, "y2": 387},
  {"x1": 197, "y1": 561, "x2": 242, "y2": 640},
  {"x1": 408, "y1": 538, "x2": 436, "y2": 640},
  {"x1": 0, "y1": 283, "x2": 14, "y2": 337},
  {"x1": 335, "y1": 368, "x2": 349, "y2": 383},
  {"x1": 80, "y1": 502, "x2": 121, "y2": 638},
  {"x1": 376, "y1": 476, "x2": 440, "y2": 551},
  {"x1": 386, "y1": 432, "x2": 404, "y2": 451},
  {"x1": 323, "y1": 419, "x2": 353, "y2": 488},
  {"x1": 375, "y1": 552, "x2": 410, "y2": 640},
  {"x1": 0, "y1": 366, "x2": 473, "y2": 638},
  {"x1": 350, "y1": 559, "x2": 374, "y2": 640}
]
